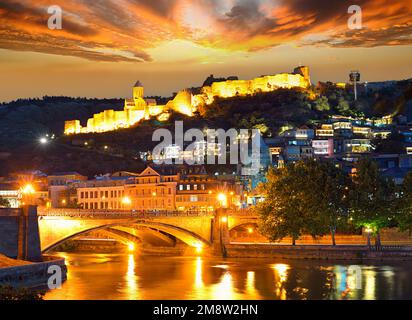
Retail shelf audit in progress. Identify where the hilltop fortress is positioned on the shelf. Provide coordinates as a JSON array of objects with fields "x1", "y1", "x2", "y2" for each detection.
[{"x1": 64, "y1": 66, "x2": 311, "y2": 135}]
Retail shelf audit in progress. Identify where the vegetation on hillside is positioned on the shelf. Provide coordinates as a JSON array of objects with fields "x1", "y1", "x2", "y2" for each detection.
[{"x1": 0, "y1": 80, "x2": 410, "y2": 176}]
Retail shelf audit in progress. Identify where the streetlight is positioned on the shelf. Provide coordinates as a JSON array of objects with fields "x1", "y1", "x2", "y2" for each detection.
[
  {"x1": 221, "y1": 216, "x2": 228, "y2": 223},
  {"x1": 122, "y1": 196, "x2": 132, "y2": 209},
  {"x1": 127, "y1": 242, "x2": 135, "y2": 252},
  {"x1": 21, "y1": 184, "x2": 35, "y2": 195},
  {"x1": 20, "y1": 184, "x2": 35, "y2": 206},
  {"x1": 217, "y1": 193, "x2": 228, "y2": 208},
  {"x1": 365, "y1": 226, "x2": 373, "y2": 249},
  {"x1": 39, "y1": 137, "x2": 48, "y2": 144}
]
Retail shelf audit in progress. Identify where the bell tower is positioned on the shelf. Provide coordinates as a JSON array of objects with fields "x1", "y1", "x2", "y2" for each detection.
[{"x1": 133, "y1": 80, "x2": 144, "y2": 100}]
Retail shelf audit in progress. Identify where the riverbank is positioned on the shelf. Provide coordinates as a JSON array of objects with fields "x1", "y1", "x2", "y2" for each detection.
[
  {"x1": 0, "y1": 255, "x2": 67, "y2": 288},
  {"x1": 225, "y1": 243, "x2": 412, "y2": 261}
]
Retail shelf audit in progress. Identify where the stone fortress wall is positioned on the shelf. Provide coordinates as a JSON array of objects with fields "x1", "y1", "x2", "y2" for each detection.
[{"x1": 64, "y1": 66, "x2": 311, "y2": 135}]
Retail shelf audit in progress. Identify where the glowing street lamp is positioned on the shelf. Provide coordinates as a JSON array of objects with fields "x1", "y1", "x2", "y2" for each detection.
[
  {"x1": 217, "y1": 193, "x2": 228, "y2": 208},
  {"x1": 20, "y1": 184, "x2": 35, "y2": 206},
  {"x1": 39, "y1": 137, "x2": 48, "y2": 144},
  {"x1": 21, "y1": 184, "x2": 35, "y2": 195},
  {"x1": 122, "y1": 196, "x2": 132, "y2": 208},
  {"x1": 127, "y1": 242, "x2": 135, "y2": 252},
  {"x1": 365, "y1": 226, "x2": 373, "y2": 249}
]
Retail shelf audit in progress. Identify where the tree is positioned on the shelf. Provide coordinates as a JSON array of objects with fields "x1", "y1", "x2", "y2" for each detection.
[
  {"x1": 397, "y1": 172, "x2": 412, "y2": 235},
  {"x1": 0, "y1": 197, "x2": 10, "y2": 208},
  {"x1": 306, "y1": 160, "x2": 351, "y2": 245},
  {"x1": 257, "y1": 164, "x2": 309, "y2": 245},
  {"x1": 349, "y1": 158, "x2": 397, "y2": 248},
  {"x1": 257, "y1": 160, "x2": 348, "y2": 245},
  {"x1": 337, "y1": 97, "x2": 350, "y2": 113},
  {"x1": 313, "y1": 96, "x2": 330, "y2": 111}
]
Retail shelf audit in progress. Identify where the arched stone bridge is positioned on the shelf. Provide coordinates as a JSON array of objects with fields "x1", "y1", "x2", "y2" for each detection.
[{"x1": 37, "y1": 208, "x2": 258, "y2": 253}]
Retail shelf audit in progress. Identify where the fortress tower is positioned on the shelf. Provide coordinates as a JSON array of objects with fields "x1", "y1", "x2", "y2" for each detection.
[
  {"x1": 133, "y1": 80, "x2": 144, "y2": 99},
  {"x1": 293, "y1": 66, "x2": 311, "y2": 86}
]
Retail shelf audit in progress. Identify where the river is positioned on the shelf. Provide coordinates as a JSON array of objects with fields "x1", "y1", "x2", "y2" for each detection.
[{"x1": 44, "y1": 252, "x2": 412, "y2": 300}]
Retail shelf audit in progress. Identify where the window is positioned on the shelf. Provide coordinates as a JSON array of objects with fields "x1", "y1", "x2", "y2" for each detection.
[
  {"x1": 179, "y1": 185, "x2": 184, "y2": 191},
  {"x1": 194, "y1": 184, "x2": 198, "y2": 190},
  {"x1": 187, "y1": 185, "x2": 191, "y2": 190},
  {"x1": 80, "y1": 192, "x2": 84, "y2": 199}
]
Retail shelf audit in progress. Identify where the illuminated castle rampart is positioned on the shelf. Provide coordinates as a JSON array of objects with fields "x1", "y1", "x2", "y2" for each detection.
[{"x1": 64, "y1": 66, "x2": 311, "y2": 135}]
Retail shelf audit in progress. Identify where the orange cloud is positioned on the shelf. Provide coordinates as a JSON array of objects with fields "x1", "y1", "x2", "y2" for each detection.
[{"x1": 0, "y1": 0, "x2": 410, "y2": 62}]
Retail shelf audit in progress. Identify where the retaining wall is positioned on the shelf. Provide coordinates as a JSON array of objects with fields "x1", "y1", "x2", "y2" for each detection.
[{"x1": 0, "y1": 256, "x2": 67, "y2": 288}]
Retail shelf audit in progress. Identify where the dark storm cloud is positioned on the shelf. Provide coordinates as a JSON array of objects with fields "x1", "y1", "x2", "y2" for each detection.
[{"x1": 221, "y1": 0, "x2": 277, "y2": 36}]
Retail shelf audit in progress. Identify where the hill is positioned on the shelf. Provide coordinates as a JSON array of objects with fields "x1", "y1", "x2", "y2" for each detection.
[{"x1": 0, "y1": 80, "x2": 411, "y2": 176}]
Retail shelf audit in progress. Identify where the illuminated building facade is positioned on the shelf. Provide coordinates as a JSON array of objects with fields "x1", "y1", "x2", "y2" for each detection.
[
  {"x1": 64, "y1": 66, "x2": 311, "y2": 135},
  {"x1": 74, "y1": 165, "x2": 242, "y2": 212},
  {"x1": 64, "y1": 82, "x2": 195, "y2": 135}
]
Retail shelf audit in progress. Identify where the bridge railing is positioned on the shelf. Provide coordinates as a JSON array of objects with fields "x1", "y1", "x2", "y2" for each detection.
[{"x1": 37, "y1": 207, "x2": 215, "y2": 218}]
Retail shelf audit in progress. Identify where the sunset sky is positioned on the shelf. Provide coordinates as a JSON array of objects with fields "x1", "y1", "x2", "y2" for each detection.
[{"x1": 0, "y1": 0, "x2": 411, "y2": 102}]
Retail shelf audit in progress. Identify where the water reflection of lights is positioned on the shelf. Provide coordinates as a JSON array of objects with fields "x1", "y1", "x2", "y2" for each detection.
[
  {"x1": 213, "y1": 264, "x2": 229, "y2": 269},
  {"x1": 272, "y1": 264, "x2": 289, "y2": 300},
  {"x1": 245, "y1": 271, "x2": 260, "y2": 299},
  {"x1": 382, "y1": 266, "x2": 395, "y2": 298},
  {"x1": 334, "y1": 265, "x2": 351, "y2": 299},
  {"x1": 273, "y1": 264, "x2": 289, "y2": 281},
  {"x1": 194, "y1": 257, "x2": 204, "y2": 289},
  {"x1": 363, "y1": 269, "x2": 376, "y2": 300},
  {"x1": 212, "y1": 272, "x2": 235, "y2": 300},
  {"x1": 125, "y1": 254, "x2": 139, "y2": 299}
]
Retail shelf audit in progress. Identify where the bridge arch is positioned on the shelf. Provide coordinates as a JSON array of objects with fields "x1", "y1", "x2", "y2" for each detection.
[
  {"x1": 39, "y1": 218, "x2": 211, "y2": 253},
  {"x1": 228, "y1": 217, "x2": 258, "y2": 231}
]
